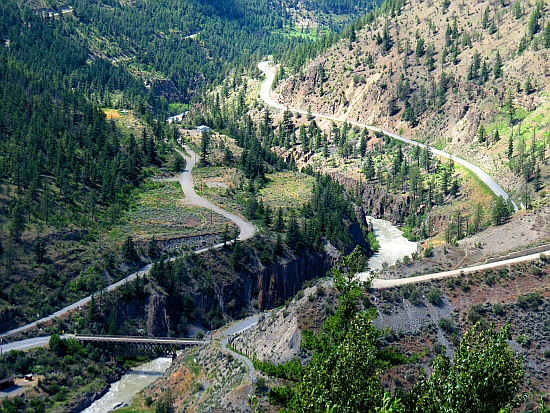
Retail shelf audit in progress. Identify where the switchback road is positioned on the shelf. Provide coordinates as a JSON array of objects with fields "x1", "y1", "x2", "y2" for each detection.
[{"x1": 1, "y1": 145, "x2": 256, "y2": 339}]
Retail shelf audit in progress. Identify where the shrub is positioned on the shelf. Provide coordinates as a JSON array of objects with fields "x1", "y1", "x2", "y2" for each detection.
[
  {"x1": 439, "y1": 318, "x2": 456, "y2": 334},
  {"x1": 427, "y1": 288, "x2": 442, "y2": 305},
  {"x1": 408, "y1": 288, "x2": 422, "y2": 306},
  {"x1": 516, "y1": 333, "x2": 530, "y2": 347},
  {"x1": 517, "y1": 292, "x2": 543, "y2": 311},
  {"x1": 381, "y1": 289, "x2": 393, "y2": 301},
  {"x1": 316, "y1": 285, "x2": 325, "y2": 297},
  {"x1": 423, "y1": 245, "x2": 434, "y2": 258},
  {"x1": 468, "y1": 304, "x2": 484, "y2": 324},
  {"x1": 493, "y1": 303, "x2": 504, "y2": 315},
  {"x1": 268, "y1": 386, "x2": 295, "y2": 407},
  {"x1": 433, "y1": 342, "x2": 445, "y2": 354}
]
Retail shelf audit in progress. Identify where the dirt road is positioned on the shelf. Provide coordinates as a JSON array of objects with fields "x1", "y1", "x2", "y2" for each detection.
[
  {"x1": 371, "y1": 250, "x2": 550, "y2": 288},
  {"x1": 1, "y1": 146, "x2": 256, "y2": 339}
]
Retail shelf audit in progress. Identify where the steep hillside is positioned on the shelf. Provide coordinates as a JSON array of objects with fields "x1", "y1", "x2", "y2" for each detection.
[
  {"x1": 276, "y1": 0, "x2": 550, "y2": 202},
  {"x1": 229, "y1": 260, "x2": 550, "y2": 410}
]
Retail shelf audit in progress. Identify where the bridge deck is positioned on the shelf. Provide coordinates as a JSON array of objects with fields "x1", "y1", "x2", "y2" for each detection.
[
  {"x1": 73, "y1": 335, "x2": 207, "y2": 346},
  {"x1": 69, "y1": 335, "x2": 207, "y2": 358}
]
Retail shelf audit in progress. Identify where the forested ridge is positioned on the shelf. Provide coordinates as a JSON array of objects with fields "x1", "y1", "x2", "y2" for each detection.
[
  {"x1": 0, "y1": 12, "x2": 161, "y2": 328},
  {"x1": 0, "y1": 0, "x2": 383, "y2": 330}
]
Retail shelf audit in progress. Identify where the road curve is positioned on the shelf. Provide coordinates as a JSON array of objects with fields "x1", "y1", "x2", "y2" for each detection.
[
  {"x1": 1, "y1": 145, "x2": 256, "y2": 339},
  {"x1": 219, "y1": 315, "x2": 260, "y2": 383},
  {"x1": 258, "y1": 61, "x2": 518, "y2": 212},
  {"x1": 177, "y1": 146, "x2": 256, "y2": 247},
  {"x1": 371, "y1": 249, "x2": 550, "y2": 288}
]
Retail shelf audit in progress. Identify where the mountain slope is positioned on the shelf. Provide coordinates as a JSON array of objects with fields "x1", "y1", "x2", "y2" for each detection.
[{"x1": 275, "y1": 0, "x2": 550, "y2": 201}]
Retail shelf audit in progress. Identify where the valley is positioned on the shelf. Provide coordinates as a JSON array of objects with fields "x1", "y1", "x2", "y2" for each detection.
[{"x1": 1, "y1": 0, "x2": 550, "y2": 412}]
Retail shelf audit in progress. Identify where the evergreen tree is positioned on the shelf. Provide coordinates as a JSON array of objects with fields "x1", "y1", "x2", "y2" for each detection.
[
  {"x1": 274, "y1": 208, "x2": 284, "y2": 232},
  {"x1": 492, "y1": 196, "x2": 510, "y2": 225},
  {"x1": 285, "y1": 213, "x2": 301, "y2": 250},
  {"x1": 508, "y1": 134, "x2": 514, "y2": 159},
  {"x1": 200, "y1": 130, "x2": 211, "y2": 165},
  {"x1": 148, "y1": 236, "x2": 161, "y2": 260},
  {"x1": 122, "y1": 236, "x2": 139, "y2": 263},
  {"x1": 9, "y1": 200, "x2": 26, "y2": 242}
]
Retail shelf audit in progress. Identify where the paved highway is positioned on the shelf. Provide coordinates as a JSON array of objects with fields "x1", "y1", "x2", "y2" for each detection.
[
  {"x1": 1, "y1": 145, "x2": 256, "y2": 340},
  {"x1": 1, "y1": 336, "x2": 50, "y2": 353},
  {"x1": 219, "y1": 315, "x2": 260, "y2": 383},
  {"x1": 257, "y1": 61, "x2": 518, "y2": 211},
  {"x1": 177, "y1": 146, "x2": 256, "y2": 248},
  {"x1": 371, "y1": 249, "x2": 550, "y2": 288}
]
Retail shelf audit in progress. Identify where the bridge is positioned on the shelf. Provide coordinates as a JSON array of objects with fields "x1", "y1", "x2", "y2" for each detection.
[{"x1": 71, "y1": 335, "x2": 207, "y2": 358}]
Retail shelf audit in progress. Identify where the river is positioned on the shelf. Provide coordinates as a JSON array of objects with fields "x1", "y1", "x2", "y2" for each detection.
[
  {"x1": 359, "y1": 217, "x2": 418, "y2": 280},
  {"x1": 82, "y1": 219, "x2": 414, "y2": 411},
  {"x1": 80, "y1": 358, "x2": 172, "y2": 413}
]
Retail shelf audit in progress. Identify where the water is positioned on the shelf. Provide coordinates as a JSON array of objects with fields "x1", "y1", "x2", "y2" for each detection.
[
  {"x1": 358, "y1": 217, "x2": 417, "y2": 280},
  {"x1": 81, "y1": 358, "x2": 172, "y2": 412},
  {"x1": 81, "y1": 218, "x2": 416, "y2": 411}
]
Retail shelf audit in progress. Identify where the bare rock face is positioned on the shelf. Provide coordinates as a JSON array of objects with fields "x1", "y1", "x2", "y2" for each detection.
[
  {"x1": 257, "y1": 251, "x2": 332, "y2": 310},
  {"x1": 328, "y1": 169, "x2": 413, "y2": 223},
  {"x1": 146, "y1": 292, "x2": 172, "y2": 336}
]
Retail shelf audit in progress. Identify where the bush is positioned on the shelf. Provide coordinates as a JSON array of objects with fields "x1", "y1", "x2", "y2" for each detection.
[
  {"x1": 516, "y1": 333, "x2": 531, "y2": 347},
  {"x1": 493, "y1": 303, "x2": 504, "y2": 315},
  {"x1": 468, "y1": 304, "x2": 483, "y2": 324},
  {"x1": 408, "y1": 288, "x2": 422, "y2": 306},
  {"x1": 544, "y1": 348, "x2": 550, "y2": 359},
  {"x1": 439, "y1": 318, "x2": 456, "y2": 334},
  {"x1": 316, "y1": 285, "x2": 325, "y2": 297},
  {"x1": 517, "y1": 292, "x2": 543, "y2": 311},
  {"x1": 427, "y1": 288, "x2": 442, "y2": 305},
  {"x1": 433, "y1": 342, "x2": 445, "y2": 354},
  {"x1": 423, "y1": 245, "x2": 434, "y2": 258},
  {"x1": 268, "y1": 386, "x2": 295, "y2": 407}
]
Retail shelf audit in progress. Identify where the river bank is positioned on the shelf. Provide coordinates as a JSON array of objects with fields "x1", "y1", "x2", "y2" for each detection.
[{"x1": 80, "y1": 358, "x2": 172, "y2": 413}]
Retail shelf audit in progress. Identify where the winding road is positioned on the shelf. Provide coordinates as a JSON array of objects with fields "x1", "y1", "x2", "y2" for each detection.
[
  {"x1": 257, "y1": 61, "x2": 518, "y2": 212},
  {"x1": 1, "y1": 146, "x2": 256, "y2": 341},
  {"x1": 219, "y1": 315, "x2": 261, "y2": 383}
]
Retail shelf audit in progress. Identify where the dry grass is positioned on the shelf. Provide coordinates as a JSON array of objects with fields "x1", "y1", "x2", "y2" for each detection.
[
  {"x1": 259, "y1": 171, "x2": 315, "y2": 209},
  {"x1": 121, "y1": 180, "x2": 231, "y2": 241}
]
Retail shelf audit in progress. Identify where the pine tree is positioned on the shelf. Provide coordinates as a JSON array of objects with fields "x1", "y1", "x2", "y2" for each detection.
[
  {"x1": 493, "y1": 50, "x2": 502, "y2": 79},
  {"x1": 477, "y1": 124, "x2": 486, "y2": 143},
  {"x1": 147, "y1": 236, "x2": 161, "y2": 260},
  {"x1": 122, "y1": 236, "x2": 139, "y2": 263},
  {"x1": 508, "y1": 134, "x2": 514, "y2": 159},
  {"x1": 544, "y1": 22, "x2": 550, "y2": 48},
  {"x1": 285, "y1": 214, "x2": 301, "y2": 250},
  {"x1": 274, "y1": 208, "x2": 284, "y2": 232},
  {"x1": 9, "y1": 200, "x2": 26, "y2": 242},
  {"x1": 200, "y1": 130, "x2": 210, "y2": 165}
]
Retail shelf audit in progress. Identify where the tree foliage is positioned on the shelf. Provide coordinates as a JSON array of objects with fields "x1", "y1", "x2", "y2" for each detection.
[
  {"x1": 407, "y1": 323, "x2": 524, "y2": 413},
  {"x1": 258, "y1": 248, "x2": 524, "y2": 413}
]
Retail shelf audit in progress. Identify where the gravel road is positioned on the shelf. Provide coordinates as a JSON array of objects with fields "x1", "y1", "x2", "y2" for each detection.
[
  {"x1": 371, "y1": 249, "x2": 550, "y2": 288},
  {"x1": 1, "y1": 145, "x2": 256, "y2": 339}
]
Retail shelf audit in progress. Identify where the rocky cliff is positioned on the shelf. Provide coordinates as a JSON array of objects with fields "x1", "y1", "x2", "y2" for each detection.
[{"x1": 106, "y1": 237, "x2": 345, "y2": 337}]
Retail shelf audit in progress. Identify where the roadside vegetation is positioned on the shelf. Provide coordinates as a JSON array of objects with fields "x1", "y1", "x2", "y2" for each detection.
[{"x1": 255, "y1": 248, "x2": 525, "y2": 413}]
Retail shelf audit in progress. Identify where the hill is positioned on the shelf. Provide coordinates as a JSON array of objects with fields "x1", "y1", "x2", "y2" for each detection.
[{"x1": 275, "y1": 0, "x2": 550, "y2": 205}]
